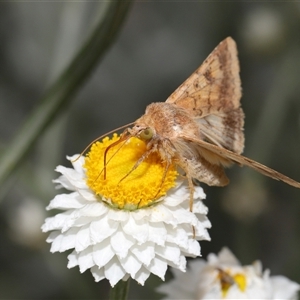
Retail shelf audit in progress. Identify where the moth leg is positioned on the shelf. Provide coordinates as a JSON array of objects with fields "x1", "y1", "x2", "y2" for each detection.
[
  {"x1": 187, "y1": 175, "x2": 195, "y2": 212},
  {"x1": 104, "y1": 131, "x2": 130, "y2": 179},
  {"x1": 117, "y1": 148, "x2": 153, "y2": 185},
  {"x1": 186, "y1": 174, "x2": 196, "y2": 238},
  {"x1": 93, "y1": 138, "x2": 128, "y2": 184},
  {"x1": 176, "y1": 158, "x2": 196, "y2": 212},
  {"x1": 176, "y1": 158, "x2": 196, "y2": 237},
  {"x1": 153, "y1": 160, "x2": 171, "y2": 200}
]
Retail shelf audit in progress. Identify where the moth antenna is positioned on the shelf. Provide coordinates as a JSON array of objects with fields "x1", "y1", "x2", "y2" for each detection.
[
  {"x1": 71, "y1": 122, "x2": 135, "y2": 163},
  {"x1": 103, "y1": 132, "x2": 131, "y2": 180}
]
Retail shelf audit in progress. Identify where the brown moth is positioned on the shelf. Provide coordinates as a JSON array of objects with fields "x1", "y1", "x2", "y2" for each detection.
[{"x1": 107, "y1": 37, "x2": 300, "y2": 210}]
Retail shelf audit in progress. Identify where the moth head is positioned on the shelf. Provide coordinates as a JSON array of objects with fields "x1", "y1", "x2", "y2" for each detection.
[
  {"x1": 129, "y1": 121, "x2": 155, "y2": 141},
  {"x1": 138, "y1": 127, "x2": 154, "y2": 141}
]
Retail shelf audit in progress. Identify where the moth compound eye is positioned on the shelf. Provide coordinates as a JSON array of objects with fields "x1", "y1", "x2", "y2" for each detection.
[{"x1": 139, "y1": 128, "x2": 153, "y2": 140}]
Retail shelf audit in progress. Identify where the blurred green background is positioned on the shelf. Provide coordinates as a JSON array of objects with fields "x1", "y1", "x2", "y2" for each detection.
[{"x1": 0, "y1": 2, "x2": 300, "y2": 299}]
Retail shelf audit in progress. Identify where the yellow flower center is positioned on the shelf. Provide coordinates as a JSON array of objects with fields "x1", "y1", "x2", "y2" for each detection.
[
  {"x1": 218, "y1": 269, "x2": 247, "y2": 298},
  {"x1": 84, "y1": 134, "x2": 178, "y2": 210}
]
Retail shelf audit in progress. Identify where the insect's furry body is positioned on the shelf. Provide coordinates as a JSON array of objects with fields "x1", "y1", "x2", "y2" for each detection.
[
  {"x1": 110, "y1": 37, "x2": 300, "y2": 211},
  {"x1": 130, "y1": 102, "x2": 233, "y2": 189}
]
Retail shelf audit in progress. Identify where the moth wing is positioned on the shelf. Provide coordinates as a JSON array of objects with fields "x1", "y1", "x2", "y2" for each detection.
[
  {"x1": 166, "y1": 37, "x2": 241, "y2": 117},
  {"x1": 173, "y1": 138, "x2": 229, "y2": 187},
  {"x1": 166, "y1": 37, "x2": 244, "y2": 154},
  {"x1": 180, "y1": 135, "x2": 300, "y2": 188},
  {"x1": 196, "y1": 108, "x2": 244, "y2": 154},
  {"x1": 184, "y1": 155, "x2": 230, "y2": 187}
]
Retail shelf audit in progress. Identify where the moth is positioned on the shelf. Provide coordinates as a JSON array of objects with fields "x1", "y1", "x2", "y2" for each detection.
[{"x1": 105, "y1": 37, "x2": 300, "y2": 210}]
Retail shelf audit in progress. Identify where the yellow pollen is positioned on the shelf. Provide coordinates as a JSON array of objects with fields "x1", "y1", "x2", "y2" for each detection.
[
  {"x1": 84, "y1": 134, "x2": 178, "y2": 210},
  {"x1": 233, "y1": 273, "x2": 246, "y2": 292},
  {"x1": 218, "y1": 269, "x2": 247, "y2": 298}
]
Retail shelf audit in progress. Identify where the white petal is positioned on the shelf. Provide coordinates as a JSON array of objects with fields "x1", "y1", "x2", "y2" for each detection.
[
  {"x1": 49, "y1": 233, "x2": 63, "y2": 253},
  {"x1": 61, "y1": 211, "x2": 84, "y2": 232},
  {"x1": 131, "y1": 208, "x2": 152, "y2": 220},
  {"x1": 122, "y1": 215, "x2": 149, "y2": 244},
  {"x1": 55, "y1": 165, "x2": 87, "y2": 189},
  {"x1": 193, "y1": 200, "x2": 209, "y2": 214},
  {"x1": 42, "y1": 210, "x2": 73, "y2": 232},
  {"x1": 164, "y1": 193, "x2": 188, "y2": 207},
  {"x1": 217, "y1": 247, "x2": 241, "y2": 266},
  {"x1": 186, "y1": 239, "x2": 200, "y2": 257},
  {"x1": 253, "y1": 260, "x2": 263, "y2": 275},
  {"x1": 165, "y1": 226, "x2": 188, "y2": 247},
  {"x1": 67, "y1": 250, "x2": 79, "y2": 268},
  {"x1": 110, "y1": 231, "x2": 135, "y2": 259},
  {"x1": 156, "y1": 243, "x2": 181, "y2": 265},
  {"x1": 53, "y1": 175, "x2": 76, "y2": 191},
  {"x1": 55, "y1": 165, "x2": 81, "y2": 180},
  {"x1": 79, "y1": 189, "x2": 98, "y2": 202},
  {"x1": 195, "y1": 219, "x2": 211, "y2": 240},
  {"x1": 49, "y1": 227, "x2": 79, "y2": 253},
  {"x1": 93, "y1": 239, "x2": 115, "y2": 269},
  {"x1": 195, "y1": 214, "x2": 211, "y2": 230},
  {"x1": 68, "y1": 216, "x2": 93, "y2": 230},
  {"x1": 76, "y1": 203, "x2": 108, "y2": 218},
  {"x1": 133, "y1": 266, "x2": 151, "y2": 286},
  {"x1": 149, "y1": 205, "x2": 174, "y2": 223},
  {"x1": 170, "y1": 207, "x2": 198, "y2": 226},
  {"x1": 104, "y1": 257, "x2": 127, "y2": 287},
  {"x1": 131, "y1": 242, "x2": 155, "y2": 266},
  {"x1": 148, "y1": 221, "x2": 167, "y2": 246},
  {"x1": 167, "y1": 181, "x2": 188, "y2": 197},
  {"x1": 167, "y1": 255, "x2": 186, "y2": 272},
  {"x1": 78, "y1": 248, "x2": 94, "y2": 273},
  {"x1": 58, "y1": 227, "x2": 79, "y2": 252},
  {"x1": 271, "y1": 275, "x2": 300, "y2": 299},
  {"x1": 119, "y1": 253, "x2": 142, "y2": 277},
  {"x1": 90, "y1": 218, "x2": 118, "y2": 244},
  {"x1": 90, "y1": 265, "x2": 105, "y2": 282},
  {"x1": 67, "y1": 155, "x2": 85, "y2": 174},
  {"x1": 194, "y1": 186, "x2": 206, "y2": 200},
  {"x1": 147, "y1": 256, "x2": 167, "y2": 280},
  {"x1": 46, "y1": 192, "x2": 85, "y2": 210},
  {"x1": 107, "y1": 209, "x2": 129, "y2": 222},
  {"x1": 75, "y1": 224, "x2": 91, "y2": 252},
  {"x1": 45, "y1": 231, "x2": 60, "y2": 243}
]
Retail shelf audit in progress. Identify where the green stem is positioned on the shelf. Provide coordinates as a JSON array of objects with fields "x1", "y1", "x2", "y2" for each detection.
[
  {"x1": 0, "y1": 1, "x2": 132, "y2": 195},
  {"x1": 109, "y1": 279, "x2": 130, "y2": 300}
]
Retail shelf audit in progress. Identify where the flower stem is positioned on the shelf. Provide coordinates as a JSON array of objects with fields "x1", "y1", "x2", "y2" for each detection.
[{"x1": 109, "y1": 279, "x2": 130, "y2": 300}]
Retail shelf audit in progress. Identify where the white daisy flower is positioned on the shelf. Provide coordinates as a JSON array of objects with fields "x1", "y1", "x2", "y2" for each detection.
[
  {"x1": 41, "y1": 134, "x2": 211, "y2": 287},
  {"x1": 157, "y1": 247, "x2": 300, "y2": 299}
]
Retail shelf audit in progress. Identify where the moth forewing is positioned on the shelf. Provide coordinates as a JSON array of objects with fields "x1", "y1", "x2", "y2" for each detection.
[
  {"x1": 166, "y1": 37, "x2": 244, "y2": 155},
  {"x1": 166, "y1": 37, "x2": 242, "y2": 117}
]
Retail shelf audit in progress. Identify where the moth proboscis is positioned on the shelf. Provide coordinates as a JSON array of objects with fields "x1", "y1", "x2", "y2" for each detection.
[{"x1": 98, "y1": 37, "x2": 300, "y2": 212}]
